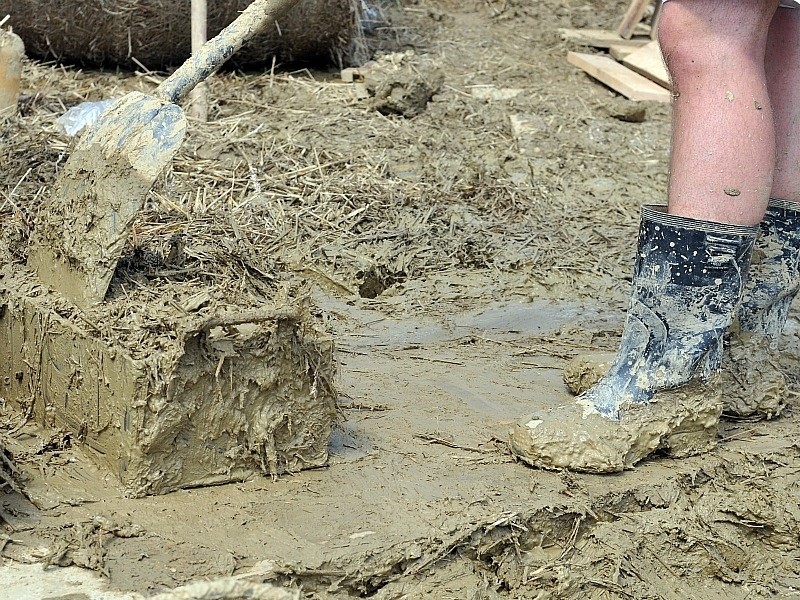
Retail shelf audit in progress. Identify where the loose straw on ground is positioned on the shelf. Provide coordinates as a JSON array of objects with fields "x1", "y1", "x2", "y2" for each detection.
[{"x1": 1, "y1": 56, "x2": 640, "y2": 356}]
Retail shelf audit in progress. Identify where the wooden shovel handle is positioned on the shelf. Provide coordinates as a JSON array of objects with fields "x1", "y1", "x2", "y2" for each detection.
[{"x1": 157, "y1": 0, "x2": 301, "y2": 104}]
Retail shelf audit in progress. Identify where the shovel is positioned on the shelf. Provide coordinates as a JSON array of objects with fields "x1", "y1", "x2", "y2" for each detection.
[{"x1": 28, "y1": 0, "x2": 301, "y2": 311}]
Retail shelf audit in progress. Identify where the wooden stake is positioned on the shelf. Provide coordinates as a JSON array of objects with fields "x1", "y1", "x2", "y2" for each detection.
[
  {"x1": 650, "y1": 0, "x2": 663, "y2": 40},
  {"x1": 617, "y1": 0, "x2": 651, "y2": 40},
  {"x1": 189, "y1": 0, "x2": 208, "y2": 121},
  {"x1": 0, "y1": 29, "x2": 25, "y2": 119}
]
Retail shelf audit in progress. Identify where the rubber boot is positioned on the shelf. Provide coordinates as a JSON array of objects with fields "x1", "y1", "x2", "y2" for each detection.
[
  {"x1": 510, "y1": 206, "x2": 758, "y2": 473},
  {"x1": 723, "y1": 198, "x2": 800, "y2": 419},
  {"x1": 565, "y1": 198, "x2": 800, "y2": 420}
]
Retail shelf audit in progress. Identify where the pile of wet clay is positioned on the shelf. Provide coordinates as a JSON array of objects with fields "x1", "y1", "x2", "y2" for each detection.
[{"x1": 0, "y1": 193, "x2": 337, "y2": 497}]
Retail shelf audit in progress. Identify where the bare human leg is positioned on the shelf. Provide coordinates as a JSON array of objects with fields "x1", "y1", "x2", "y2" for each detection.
[
  {"x1": 508, "y1": 3, "x2": 779, "y2": 472},
  {"x1": 722, "y1": 6, "x2": 800, "y2": 420},
  {"x1": 767, "y1": 7, "x2": 800, "y2": 203},
  {"x1": 660, "y1": 0, "x2": 779, "y2": 225}
]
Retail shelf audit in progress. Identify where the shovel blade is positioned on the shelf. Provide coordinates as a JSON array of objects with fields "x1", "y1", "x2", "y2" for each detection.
[{"x1": 28, "y1": 91, "x2": 187, "y2": 310}]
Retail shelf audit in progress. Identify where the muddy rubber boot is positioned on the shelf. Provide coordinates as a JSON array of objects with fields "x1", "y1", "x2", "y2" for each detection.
[
  {"x1": 723, "y1": 198, "x2": 800, "y2": 419},
  {"x1": 565, "y1": 198, "x2": 800, "y2": 420},
  {"x1": 510, "y1": 206, "x2": 758, "y2": 473}
]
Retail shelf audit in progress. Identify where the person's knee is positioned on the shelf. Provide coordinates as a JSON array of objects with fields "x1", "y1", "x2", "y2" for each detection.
[
  {"x1": 659, "y1": 20, "x2": 718, "y2": 85},
  {"x1": 658, "y1": 1, "x2": 775, "y2": 81}
]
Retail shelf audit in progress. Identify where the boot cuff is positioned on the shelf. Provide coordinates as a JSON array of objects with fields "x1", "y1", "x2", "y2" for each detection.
[
  {"x1": 642, "y1": 205, "x2": 759, "y2": 238},
  {"x1": 768, "y1": 197, "x2": 800, "y2": 213}
]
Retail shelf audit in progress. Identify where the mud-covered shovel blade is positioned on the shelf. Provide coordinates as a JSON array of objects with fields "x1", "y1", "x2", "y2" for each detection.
[
  {"x1": 27, "y1": 92, "x2": 186, "y2": 309},
  {"x1": 27, "y1": 0, "x2": 301, "y2": 311}
]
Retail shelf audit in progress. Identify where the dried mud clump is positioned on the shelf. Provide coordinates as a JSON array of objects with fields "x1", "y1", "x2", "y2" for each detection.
[
  {"x1": 363, "y1": 51, "x2": 445, "y2": 117},
  {"x1": 0, "y1": 0, "x2": 366, "y2": 69},
  {"x1": 0, "y1": 73, "x2": 340, "y2": 496}
]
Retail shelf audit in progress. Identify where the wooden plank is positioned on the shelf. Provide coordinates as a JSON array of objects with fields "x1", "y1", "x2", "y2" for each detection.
[
  {"x1": 567, "y1": 51, "x2": 670, "y2": 103},
  {"x1": 609, "y1": 44, "x2": 638, "y2": 61},
  {"x1": 558, "y1": 28, "x2": 650, "y2": 49},
  {"x1": 617, "y1": 0, "x2": 651, "y2": 39},
  {"x1": 622, "y1": 40, "x2": 670, "y2": 89}
]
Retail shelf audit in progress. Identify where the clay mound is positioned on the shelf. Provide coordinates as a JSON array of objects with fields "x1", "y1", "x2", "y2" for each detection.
[{"x1": 0, "y1": 0, "x2": 366, "y2": 69}]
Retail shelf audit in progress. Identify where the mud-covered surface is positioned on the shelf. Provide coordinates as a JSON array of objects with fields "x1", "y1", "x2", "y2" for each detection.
[
  {"x1": 0, "y1": 271, "x2": 338, "y2": 497},
  {"x1": 1, "y1": 0, "x2": 800, "y2": 598}
]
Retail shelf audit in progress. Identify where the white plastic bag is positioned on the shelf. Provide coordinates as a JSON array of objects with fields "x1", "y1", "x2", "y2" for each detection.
[{"x1": 55, "y1": 98, "x2": 116, "y2": 136}]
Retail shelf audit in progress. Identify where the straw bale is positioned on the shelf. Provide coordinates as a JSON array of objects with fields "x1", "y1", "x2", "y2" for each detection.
[{"x1": 0, "y1": 0, "x2": 365, "y2": 69}]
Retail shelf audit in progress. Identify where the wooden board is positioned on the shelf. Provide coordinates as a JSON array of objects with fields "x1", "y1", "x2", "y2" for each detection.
[
  {"x1": 558, "y1": 28, "x2": 650, "y2": 49},
  {"x1": 609, "y1": 44, "x2": 638, "y2": 61},
  {"x1": 567, "y1": 51, "x2": 670, "y2": 103},
  {"x1": 617, "y1": 0, "x2": 651, "y2": 39},
  {"x1": 622, "y1": 40, "x2": 670, "y2": 89}
]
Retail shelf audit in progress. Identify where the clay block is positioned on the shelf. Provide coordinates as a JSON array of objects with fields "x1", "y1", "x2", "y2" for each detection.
[{"x1": 0, "y1": 267, "x2": 337, "y2": 497}]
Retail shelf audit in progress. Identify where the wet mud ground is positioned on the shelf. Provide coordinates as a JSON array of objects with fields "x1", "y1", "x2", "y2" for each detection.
[{"x1": 2, "y1": 0, "x2": 800, "y2": 598}]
